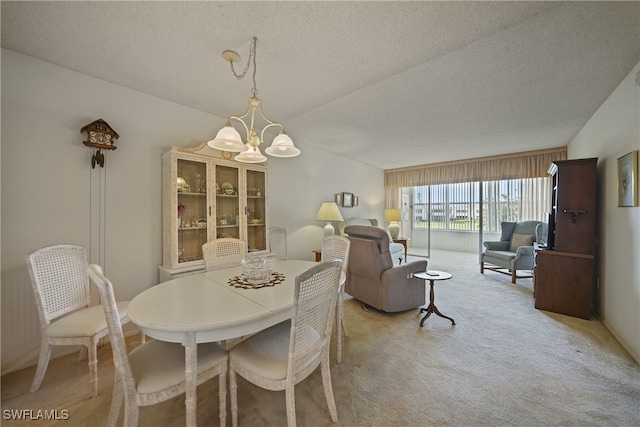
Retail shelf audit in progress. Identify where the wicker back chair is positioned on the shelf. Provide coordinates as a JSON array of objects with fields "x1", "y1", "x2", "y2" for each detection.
[
  {"x1": 268, "y1": 227, "x2": 288, "y2": 260},
  {"x1": 202, "y1": 238, "x2": 245, "y2": 271},
  {"x1": 228, "y1": 260, "x2": 342, "y2": 427},
  {"x1": 88, "y1": 264, "x2": 228, "y2": 426},
  {"x1": 26, "y1": 244, "x2": 131, "y2": 397},
  {"x1": 321, "y1": 235, "x2": 351, "y2": 363}
]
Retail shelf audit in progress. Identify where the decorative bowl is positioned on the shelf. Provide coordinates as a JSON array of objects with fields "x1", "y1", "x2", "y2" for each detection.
[
  {"x1": 222, "y1": 182, "x2": 234, "y2": 195},
  {"x1": 177, "y1": 177, "x2": 190, "y2": 192},
  {"x1": 241, "y1": 253, "x2": 276, "y2": 284}
]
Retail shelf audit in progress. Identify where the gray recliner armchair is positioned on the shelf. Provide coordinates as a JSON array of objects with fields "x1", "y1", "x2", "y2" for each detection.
[
  {"x1": 339, "y1": 217, "x2": 405, "y2": 265},
  {"x1": 480, "y1": 221, "x2": 545, "y2": 284},
  {"x1": 344, "y1": 225, "x2": 427, "y2": 312}
]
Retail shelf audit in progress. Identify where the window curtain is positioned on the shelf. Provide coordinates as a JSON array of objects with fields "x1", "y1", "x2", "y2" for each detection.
[
  {"x1": 384, "y1": 147, "x2": 567, "y2": 189},
  {"x1": 385, "y1": 188, "x2": 401, "y2": 210},
  {"x1": 521, "y1": 177, "x2": 551, "y2": 221}
]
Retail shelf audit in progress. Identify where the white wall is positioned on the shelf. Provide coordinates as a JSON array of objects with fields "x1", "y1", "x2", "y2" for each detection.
[
  {"x1": 0, "y1": 49, "x2": 384, "y2": 374},
  {"x1": 569, "y1": 62, "x2": 640, "y2": 363},
  {"x1": 268, "y1": 149, "x2": 385, "y2": 258}
]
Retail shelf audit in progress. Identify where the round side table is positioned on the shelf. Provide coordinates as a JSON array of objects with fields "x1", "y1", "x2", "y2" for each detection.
[{"x1": 414, "y1": 270, "x2": 455, "y2": 326}]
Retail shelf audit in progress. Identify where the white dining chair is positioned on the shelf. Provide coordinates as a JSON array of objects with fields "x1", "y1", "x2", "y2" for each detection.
[
  {"x1": 268, "y1": 227, "x2": 288, "y2": 260},
  {"x1": 321, "y1": 235, "x2": 351, "y2": 364},
  {"x1": 202, "y1": 238, "x2": 245, "y2": 271},
  {"x1": 88, "y1": 264, "x2": 228, "y2": 427},
  {"x1": 228, "y1": 260, "x2": 342, "y2": 427},
  {"x1": 26, "y1": 244, "x2": 132, "y2": 397}
]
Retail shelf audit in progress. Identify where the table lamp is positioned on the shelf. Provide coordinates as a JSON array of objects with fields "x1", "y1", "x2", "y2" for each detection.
[
  {"x1": 384, "y1": 208, "x2": 402, "y2": 239},
  {"x1": 316, "y1": 202, "x2": 344, "y2": 237}
]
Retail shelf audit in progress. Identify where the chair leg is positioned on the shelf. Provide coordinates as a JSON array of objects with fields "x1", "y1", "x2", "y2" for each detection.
[
  {"x1": 511, "y1": 269, "x2": 517, "y2": 284},
  {"x1": 285, "y1": 384, "x2": 297, "y2": 427},
  {"x1": 340, "y1": 299, "x2": 348, "y2": 337},
  {"x1": 230, "y1": 367, "x2": 238, "y2": 427},
  {"x1": 107, "y1": 373, "x2": 123, "y2": 427},
  {"x1": 78, "y1": 346, "x2": 88, "y2": 361},
  {"x1": 336, "y1": 316, "x2": 342, "y2": 364},
  {"x1": 88, "y1": 340, "x2": 99, "y2": 397},
  {"x1": 336, "y1": 298, "x2": 348, "y2": 364},
  {"x1": 321, "y1": 350, "x2": 338, "y2": 422},
  {"x1": 30, "y1": 338, "x2": 52, "y2": 392},
  {"x1": 218, "y1": 364, "x2": 227, "y2": 427},
  {"x1": 480, "y1": 261, "x2": 484, "y2": 273},
  {"x1": 123, "y1": 400, "x2": 139, "y2": 427}
]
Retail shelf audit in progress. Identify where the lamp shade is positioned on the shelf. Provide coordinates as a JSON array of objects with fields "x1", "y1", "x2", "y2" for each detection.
[
  {"x1": 384, "y1": 208, "x2": 402, "y2": 222},
  {"x1": 316, "y1": 202, "x2": 344, "y2": 237},
  {"x1": 316, "y1": 202, "x2": 344, "y2": 222},
  {"x1": 234, "y1": 145, "x2": 267, "y2": 163},
  {"x1": 207, "y1": 124, "x2": 247, "y2": 153},
  {"x1": 265, "y1": 132, "x2": 301, "y2": 157}
]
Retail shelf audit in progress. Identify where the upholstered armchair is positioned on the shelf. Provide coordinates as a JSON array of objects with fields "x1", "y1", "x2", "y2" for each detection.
[
  {"x1": 339, "y1": 217, "x2": 405, "y2": 265},
  {"x1": 344, "y1": 225, "x2": 427, "y2": 312},
  {"x1": 480, "y1": 221, "x2": 545, "y2": 284}
]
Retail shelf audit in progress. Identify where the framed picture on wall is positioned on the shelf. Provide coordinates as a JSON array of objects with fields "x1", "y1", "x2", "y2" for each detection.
[
  {"x1": 354, "y1": 196, "x2": 359, "y2": 207},
  {"x1": 335, "y1": 193, "x2": 342, "y2": 205},
  {"x1": 617, "y1": 150, "x2": 638, "y2": 207},
  {"x1": 342, "y1": 192, "x2": 354, "y2": 207}
]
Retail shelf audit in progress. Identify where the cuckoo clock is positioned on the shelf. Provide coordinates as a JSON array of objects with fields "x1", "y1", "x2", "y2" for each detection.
[{"x1": 81, "y1": 119, "x2": 119, "y2": 168}]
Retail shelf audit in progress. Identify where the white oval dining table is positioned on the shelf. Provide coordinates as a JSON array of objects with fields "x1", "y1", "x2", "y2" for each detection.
[{"x1": 128, "y1": 259, "x2": 331, "y2": 426}]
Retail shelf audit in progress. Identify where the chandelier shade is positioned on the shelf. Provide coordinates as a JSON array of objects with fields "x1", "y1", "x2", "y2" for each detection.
[
  {"x1": 234, "y1": 144, "x2": 267, "y2": 163},
  {"x1": 207, "y1": 37, "x2": 300, "y2": 163},
  {"x1": 265, "y1": 131, "x2": 300, "y2": 157},
  {"x1": 208, "y1": 122, "x2": 247, "y2": 153}
]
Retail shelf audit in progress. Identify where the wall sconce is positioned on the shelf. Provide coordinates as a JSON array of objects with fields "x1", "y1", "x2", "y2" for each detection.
[{"x1": 81, "y1": 118, "x2": 119, "y2": 168}]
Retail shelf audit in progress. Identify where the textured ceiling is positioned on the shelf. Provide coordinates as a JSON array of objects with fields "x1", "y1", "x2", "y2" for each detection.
[{"x1": 2, "y1": 1, "x2": 639, "y2": 170}]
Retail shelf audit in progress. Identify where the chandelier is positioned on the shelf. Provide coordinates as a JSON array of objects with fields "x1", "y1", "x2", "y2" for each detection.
[{"x1": 208, "y1": 37, "x2": 300, "y2": 163}]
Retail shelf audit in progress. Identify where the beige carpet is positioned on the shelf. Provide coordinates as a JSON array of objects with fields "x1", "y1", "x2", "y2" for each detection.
[{"x1": 2, "y1": 251, "x2": 639, "y2": 426}]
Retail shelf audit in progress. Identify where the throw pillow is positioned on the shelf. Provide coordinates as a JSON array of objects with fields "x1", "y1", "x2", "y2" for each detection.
[{"x1": 510, "y1": 233, "x2": 534, "y2": 252}]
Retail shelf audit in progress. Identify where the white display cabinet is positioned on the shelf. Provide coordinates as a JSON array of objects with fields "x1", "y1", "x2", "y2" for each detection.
[{"x1": 159, "y1": 143, "x2": 268, "y2": 282}]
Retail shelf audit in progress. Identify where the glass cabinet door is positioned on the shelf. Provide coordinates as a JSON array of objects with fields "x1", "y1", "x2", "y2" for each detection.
[
  {"x1": 176, "y1": 159, "x2": 208, "y2": 264},
  {"x1": 245, "y1": 168, "x2": 267, "y2": 253},
  {"x1": 214, "y1": 165, "x2": 240, "y2": 240}
]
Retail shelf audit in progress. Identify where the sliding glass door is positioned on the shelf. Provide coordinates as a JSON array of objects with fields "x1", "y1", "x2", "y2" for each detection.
[{"x1": 406, "y1": 177, "x2": 550, "y2": 257}]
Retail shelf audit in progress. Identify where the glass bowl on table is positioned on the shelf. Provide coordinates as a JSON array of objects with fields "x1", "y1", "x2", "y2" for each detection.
[{"x1": 241, "y1": 253, "x2": 276, "y2": 284}]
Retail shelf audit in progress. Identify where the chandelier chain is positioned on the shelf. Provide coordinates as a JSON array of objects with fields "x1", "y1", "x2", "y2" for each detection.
[
  {"x1": 228, "y1": 37, "x2": 259, "y2": 97},
  {"x1": 208, "y1": 35, "x2": 300, "y2": 160}
]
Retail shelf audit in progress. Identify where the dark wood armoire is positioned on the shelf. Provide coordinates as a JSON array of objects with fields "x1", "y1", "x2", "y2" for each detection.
[{"x1": 534, "y1": 158, "x2": 597, "y2": 319}]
